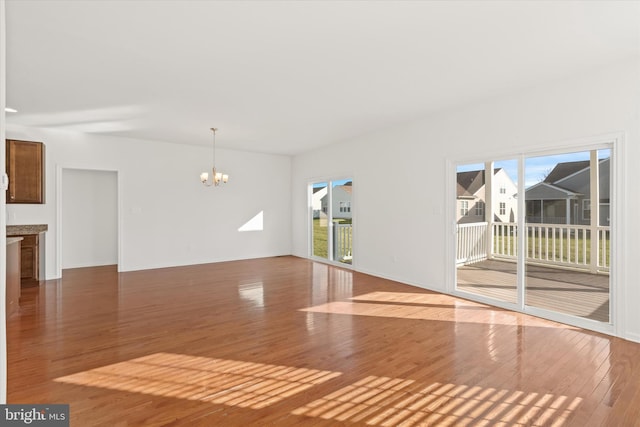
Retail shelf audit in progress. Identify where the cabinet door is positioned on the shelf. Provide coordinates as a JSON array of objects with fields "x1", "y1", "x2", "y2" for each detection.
[
  {"x1": 20, "y1": 246, "x2": 35, "y2": 279},
  {"x1": 19, "y1": 235, "x2": 39, "y2": 280},
  {"x1": 6, "y1": 139, "x2": 45, "y2": 204}
]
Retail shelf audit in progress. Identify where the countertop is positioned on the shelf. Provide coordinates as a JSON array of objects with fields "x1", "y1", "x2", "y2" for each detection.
[
  {"x1": 6, "y1": 237, "x2": 24, "y2": 245},
  {"x1": 7, "y1": 224, "x2": 48, "y2": 236}
]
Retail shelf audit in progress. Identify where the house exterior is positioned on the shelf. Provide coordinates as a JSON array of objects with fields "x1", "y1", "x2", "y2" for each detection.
[
  {"x1": 457, "y1": 168, "x2": 518, "y2": 224},
  {"x1": 320, "y1": 182, "x2": 353, "y2": 220},
  {"x1": 525, "y1": 158, "x2": 610, "y2": 225},
  {"x1": 311, "y1": 185, "x2": 327, "y2": 219}
]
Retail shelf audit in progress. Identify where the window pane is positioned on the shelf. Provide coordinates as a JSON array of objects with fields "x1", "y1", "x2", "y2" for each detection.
[
  {"x1": 456, "y1": 160, "x2": 518, "y2": 304},
  {"x1": 332, "y1": 180, "x2": 353, "y2": 264},
  {"x1": 524, "y1": 149, "x2": 610, "y2": 323},
  {"x1": 311, "y1": 182, "x2": 329, "y2": 259}
]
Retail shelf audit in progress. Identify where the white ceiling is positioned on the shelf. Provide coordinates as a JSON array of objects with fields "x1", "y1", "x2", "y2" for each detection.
[{"x1": 5, "y1": 1, "x2": 639, "y2": 155}]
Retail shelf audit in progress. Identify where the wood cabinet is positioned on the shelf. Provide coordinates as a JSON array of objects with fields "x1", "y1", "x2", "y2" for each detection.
[
  {"x1": 6, "y1": 139, "x2": 45, "y2": 204},
  {"x1": 18, "y1": 234, "x2": 43, "y2": 282}
]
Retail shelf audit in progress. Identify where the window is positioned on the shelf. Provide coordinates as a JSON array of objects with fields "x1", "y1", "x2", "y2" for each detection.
[
  {"x1": 460, "y1": 201, "x2": 469, "y2": 216},
  {"x1": 499, "y1": 202, "x2": 506, "y2": 216},
  {"x1": 475, "y1": 201, "x2": 484, "y2": 216},
  {"x1": 499, "y1": 185, "x2": 506, "y2": 194},
  {"x1": 583, "y1": 199, "x2": 591, "y2": 220}
]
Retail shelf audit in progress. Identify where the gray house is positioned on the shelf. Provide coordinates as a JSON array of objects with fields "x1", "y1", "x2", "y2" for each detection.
[{"x1": 525, "y1": 158, "x2": 610, "y2": 225}]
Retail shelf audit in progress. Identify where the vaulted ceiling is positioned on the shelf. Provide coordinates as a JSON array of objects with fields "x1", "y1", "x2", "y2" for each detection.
[{"x1": 5, "y1": 1, "x2": 639, "y2": 155}]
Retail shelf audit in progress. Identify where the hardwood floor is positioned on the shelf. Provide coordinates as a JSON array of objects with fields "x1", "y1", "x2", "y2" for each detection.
[{"x1": 7, "y1": 256, "x2": 640, "y2": 426}]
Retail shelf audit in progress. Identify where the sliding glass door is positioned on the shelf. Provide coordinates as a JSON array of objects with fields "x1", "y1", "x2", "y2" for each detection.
[
  {"x1": 455, "y1": 160, "x2": 519, "y2": 305},
  {"x1": 524, "y1": 149, "x2": 611, "y2": 323},
  {"x1": 454, "y1": 144, "x2": 613, "y2": 329},
  {"x1": 310, "y1": 178, "x2": 353, "y2": 265},
  {"x1": 311, "y1": 182, "x2": 329, "y2": 260}
]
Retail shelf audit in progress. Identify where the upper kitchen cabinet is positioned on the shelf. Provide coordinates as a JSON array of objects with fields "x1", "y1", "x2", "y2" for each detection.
[{"x1": 6, "y1": 139, "x2": 45, "y2": 204}]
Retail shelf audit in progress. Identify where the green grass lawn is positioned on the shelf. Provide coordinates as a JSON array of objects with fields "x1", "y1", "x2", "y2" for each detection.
[{"x1": 312, "y1": 219, "x2": 328, "y2": 258}]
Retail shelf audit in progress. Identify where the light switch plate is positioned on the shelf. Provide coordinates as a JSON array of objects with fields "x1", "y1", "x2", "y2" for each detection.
[{"x1": 1, "y1": 173, "x2": 8, "y2": 191}]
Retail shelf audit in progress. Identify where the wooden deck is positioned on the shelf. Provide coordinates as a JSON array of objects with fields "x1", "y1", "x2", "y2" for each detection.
[
  {"x1": 457, "y1": 259, "x2": 609, "y2": 322},
  {"x1": 7, "y1": 256, "x2": 640, "y2": 426}
]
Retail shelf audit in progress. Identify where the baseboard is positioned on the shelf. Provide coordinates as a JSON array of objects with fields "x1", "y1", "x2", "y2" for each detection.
[{"x1": 623, "y1": 332, "x2": 640, "y2": 344}]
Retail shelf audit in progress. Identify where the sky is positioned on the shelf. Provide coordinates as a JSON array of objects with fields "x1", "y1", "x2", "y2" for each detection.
[
  {"x1": 312, "y1": 178, "x2": 351, "y2": 188},
  {"x1": 457, "y1": 149, "x2": 611, "y2": 188}
]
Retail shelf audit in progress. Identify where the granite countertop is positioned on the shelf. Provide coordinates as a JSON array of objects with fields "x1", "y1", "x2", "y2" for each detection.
[
  {"x1": 6, "y1": 237, "x2": 24, "y2": 245},
  {"x1": 6, "y1": 224, "x2": 48, "y2": 236}
]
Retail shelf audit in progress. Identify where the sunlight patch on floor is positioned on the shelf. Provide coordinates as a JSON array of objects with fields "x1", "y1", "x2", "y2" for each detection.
[
  {"x1": 55, "y1": 353, "x2": 341, "y2": 409},
  {"x1": 292, "y1": 375, "x2": 583, "y2": 426},
  {"x1": 301, "y1": 291, "x2": 570, "y2": 328},
  {"x1": 351, "y1": 291, "x2": 477, "y2": 306}
]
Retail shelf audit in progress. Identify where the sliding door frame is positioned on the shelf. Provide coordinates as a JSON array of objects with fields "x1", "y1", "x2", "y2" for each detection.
[
  {"x1": 307, "y1": 176, "x2": 355, "y2": 269},
  {"x1": 447, "y1": 133, "x2": 625, "y2": 336}
]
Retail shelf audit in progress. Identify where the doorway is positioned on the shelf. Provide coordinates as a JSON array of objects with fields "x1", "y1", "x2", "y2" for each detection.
[
  {"x1": 309, "y1": 178, "x2": 354, "y2": 265},
  {"x1": 60, "y1": 168, "x2": 119, "y2": 272},
  {"x1": 452, "y1": 140, "x2": 617, "y2": 333}
]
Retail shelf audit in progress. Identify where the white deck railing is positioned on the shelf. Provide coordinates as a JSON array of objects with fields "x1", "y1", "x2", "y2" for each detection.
[
  {"x1": 457, "y1": 222, "x2": 610, "y2": 273},
  {"x1": 456, "y1": 222, "x2": 489, "y2": 265},
  {"x1": 334, "y1": 223, "x2": 353, "y2": 263}
]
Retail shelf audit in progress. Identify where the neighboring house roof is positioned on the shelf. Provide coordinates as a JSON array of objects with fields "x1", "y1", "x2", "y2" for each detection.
[
  {"x1": 544, "y1": 160, "x2": 590, "y2": 184},
  {"x1": 456, "y1": 168, "x2": 501, "y2": 198},
  {"x1": 457, "y1": 183, "x2": 475, "y2": 199},
  {"x1": 538, "y1": 158, "x2": 610, "y2": 195},
  {"x1": 339, "y1": 184, "x2": 353, "y2": 195}
]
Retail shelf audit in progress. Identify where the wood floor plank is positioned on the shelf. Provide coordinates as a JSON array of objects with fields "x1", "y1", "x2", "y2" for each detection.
[{"x1": 7, "y1": 256, "x2": 640, "y2": 426}]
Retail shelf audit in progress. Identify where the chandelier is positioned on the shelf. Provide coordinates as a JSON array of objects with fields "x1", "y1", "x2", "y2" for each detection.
[{"x1": 200, "y1": 127, "x2": 229, "y2": 187}]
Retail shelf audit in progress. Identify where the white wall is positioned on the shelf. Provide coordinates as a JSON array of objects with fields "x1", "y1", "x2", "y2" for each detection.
[
  {"x1": 62, "y1": 169, "x2": 118, "y2": 269},
  {"x1": 292, "y1": 58, "x2": 640, "y2": 341},
  {"x1": 6, "y1": 126, "x2": 292, "y2": 277}
]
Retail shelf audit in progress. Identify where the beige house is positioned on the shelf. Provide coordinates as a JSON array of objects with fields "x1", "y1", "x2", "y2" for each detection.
[
  {"x1": 457, "y1": 168, "x2": 518, "y2": 224},
  {"x1": 320, "y1": 182, "x2": 353, "y2": 220}
]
